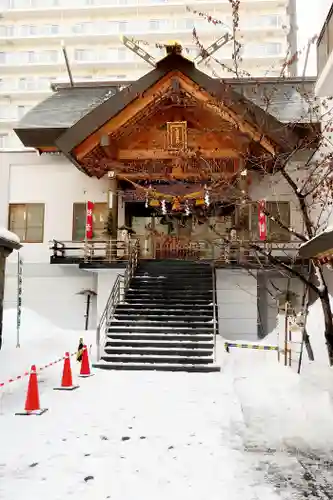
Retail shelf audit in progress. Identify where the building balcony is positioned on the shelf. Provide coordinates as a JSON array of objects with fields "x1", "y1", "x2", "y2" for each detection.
[
  {"x1": 1, "y1": 0, "x2": 286, "y2": 18},
  {"x1": 0, "y1": 26, "x2": 286, "y2": 46},
  {"x1": 316, "y1": 3, "x2": 333, "y2": 96},
  {"x1": 49, "y1": 236, "x2": 303, "y2": 269}
]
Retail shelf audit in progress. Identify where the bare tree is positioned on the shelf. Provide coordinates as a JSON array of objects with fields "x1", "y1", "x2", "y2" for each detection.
[
  {"x1": 186, "y1": 4, "x2": 333, "y2": 363},
  {"x1": 126, "y1": 6, "x2": 333, "y2": 362}
]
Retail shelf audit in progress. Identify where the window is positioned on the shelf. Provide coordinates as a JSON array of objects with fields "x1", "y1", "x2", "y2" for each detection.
[
  {"x1": 17, "y1": 105, "x2": 29, "y2": 119},
  {"x1": 43, "y1": 50, "x2": 58, "y2": 62},
  {"x1": 244, "y1": 42, "x2": 283, "y2": 57},
  {"x1": 238, "y1": 201, "x2": 290, "y2": 242},
  {"x1": 265, "y1": 201, "x2": 290, "y2": 242},
  {"x1": 21, "y1": 50, "x2": 36, "y2": 63},
  {"x1": 117, "y1": 47, "x2": 126, "y2": 60},
  {"x1": 74, "y1": 49, "x2": 93, "y2": 61},
  {"x1": 20, "y1": 25, "x2": 37, "y2": 36},
  {"x1": 72, "y1": 203, "x2": 108, "y2": 241},
  {"x1": 149, "y1": 20, "x2": 159, "y2": 31},
  {"x1": 118, "y1": 21, "x2": 127, "y2": 33},
  {"x1": 72, "y1": 22, "x2": 91, "y2": 34},
  {"x1": 8, "y1": 204, "x2": 45, "y2": 243},
  {"x1": 43, "y1": 24, "x2": 59, "y2": 35},
  {"x1": 0, "y1": 25, "x2": 10, "y2": 36},
  {"x1": 244, "y1": 15, "x2": 282, "y2": 29},
  {"x1": 18, "y1": 77, "x2": 35, "y2": 90},
  {"x1": 0, "y1": 133, "x2": 8, "y2": 148}
]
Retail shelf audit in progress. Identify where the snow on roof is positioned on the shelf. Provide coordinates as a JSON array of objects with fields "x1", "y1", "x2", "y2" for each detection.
[
  {"x1": 0, "y1": 227, "x2": 21, "y2": 244},
  {"x1": 299, "y1": 225, "x2": 333, "y2": 249}
]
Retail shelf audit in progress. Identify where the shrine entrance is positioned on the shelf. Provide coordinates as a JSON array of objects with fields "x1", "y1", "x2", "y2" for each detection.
[{"x1": 124, "y1": 197, "x2": 235, "y2": 260}]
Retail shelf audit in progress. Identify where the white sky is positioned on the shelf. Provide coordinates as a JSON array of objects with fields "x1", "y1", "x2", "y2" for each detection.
[{"x1": 297, "y1": 0, "x2": 332, "y2": 75}]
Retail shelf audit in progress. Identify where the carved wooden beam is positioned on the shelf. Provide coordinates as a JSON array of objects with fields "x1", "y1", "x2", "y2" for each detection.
[
  {"x1": 117, "y1": 149, "x2": 240, "y2": 160},
  {"x1": 100, "y1": 135, "x2": 117, "y2": 159},
  {"x1": 177, "y1": 75, "x2": 277, "y2": 156}
]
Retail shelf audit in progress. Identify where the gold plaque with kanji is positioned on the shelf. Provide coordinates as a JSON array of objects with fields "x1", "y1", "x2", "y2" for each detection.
[{"x1": 166, "y1": 121, "x2": 187, "y2": 150}]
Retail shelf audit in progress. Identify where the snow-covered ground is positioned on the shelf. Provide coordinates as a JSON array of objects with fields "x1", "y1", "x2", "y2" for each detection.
[{"x1": 1, "y1": 308, "x2": 333, "y2": 499}]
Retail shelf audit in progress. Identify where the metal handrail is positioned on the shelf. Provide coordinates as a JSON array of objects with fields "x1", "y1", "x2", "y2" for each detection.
[
  {"x1": 211, "y1": 263, "x2": 218, "y2": 362},
  {"x1": 96, "y1": 238, "x2": 141, "y2": 361},
  {"x1": 96, "y1": 274, "x2": 124, "y2": 362},
  {"x1": 50, "y1": 237, "x2": 301, "y2": 263}
]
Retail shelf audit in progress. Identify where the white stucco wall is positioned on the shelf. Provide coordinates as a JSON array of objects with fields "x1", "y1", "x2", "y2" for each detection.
[
  {"x1": 0, "y1": 151, "x2": 120, "y2": 264},
  {"x1": 0, "y1": 150, "x2": 125, "y2": 330},
  {"x1": 3, "y1": 263, "x2": 98, "y2": 330},
  {"x1": 216, "y1": 269, "x2": 258, "y2": 340},
  {"x1": 96, "y1": 270, "x2": 122, "y2": 320}
]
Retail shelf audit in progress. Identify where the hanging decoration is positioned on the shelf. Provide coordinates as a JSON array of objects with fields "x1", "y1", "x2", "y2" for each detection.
[
  {"x1": 161, "y1": 199, "x2": 167, "y2": 215},
  {"x1": 85, "y1": 201, "x2": 94, "y2": 240},
  {"x1": 149, "y1": 199, "x2": 159, "y2": 208},
  {"x1": 258, "y1": 200, "x2": 267, "y2": 241},
  {"x1": 172, "y1": 197, "x2": 182, "y2": 212},
  {"x1": 122, "y1": 176, "x2": 204, "y2": 204},
  {"x1": 145, "y1": 184, "x2": 151, "y2": 208},
  {"x1": 204, "y1": 185, "x2": 210, "y2": 207},
  {"x1": 185, "y1": 200, "x2": 191, "y2": 216}
]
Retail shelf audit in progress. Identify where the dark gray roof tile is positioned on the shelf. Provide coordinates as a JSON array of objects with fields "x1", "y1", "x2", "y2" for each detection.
[
  {"x1": 229, "y1": 79, "x2": 319, "y2": 123},
  {"x1": 17, "y1": 86, "x2": 119, "y2": 129}
]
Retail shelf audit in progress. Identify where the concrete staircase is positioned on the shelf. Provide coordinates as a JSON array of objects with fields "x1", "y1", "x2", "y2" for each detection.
[{"x1": 96, "y1": 260, "x2": 220, "y2": 372}]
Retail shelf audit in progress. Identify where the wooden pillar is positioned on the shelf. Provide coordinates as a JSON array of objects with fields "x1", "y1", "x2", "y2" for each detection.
[{"x1": 108, "y1": 176, "x2": 118, "y2": 239}]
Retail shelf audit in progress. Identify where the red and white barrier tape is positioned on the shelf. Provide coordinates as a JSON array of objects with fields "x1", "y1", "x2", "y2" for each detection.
[{"x1": 0, "y1": 350, "x2": 77, "y2": 389}]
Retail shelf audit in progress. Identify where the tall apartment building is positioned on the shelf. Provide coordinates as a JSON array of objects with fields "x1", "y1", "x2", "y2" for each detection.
[
  {"x1": 0, "y1": 0, "x2": 297, "y2": 150},
  {"x1": 316, "y1": 2, "x2": 333, "y2": 96}
]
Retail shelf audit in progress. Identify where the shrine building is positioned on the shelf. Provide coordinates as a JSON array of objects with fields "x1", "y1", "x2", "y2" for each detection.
[{"x1": 0, "y1": 42, "x2": 317, "y2": 345}]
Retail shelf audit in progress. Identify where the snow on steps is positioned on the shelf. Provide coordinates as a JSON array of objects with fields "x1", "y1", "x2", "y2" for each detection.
[{"x1": 93, "y1": 361, "x2": 220, "y2": 372}]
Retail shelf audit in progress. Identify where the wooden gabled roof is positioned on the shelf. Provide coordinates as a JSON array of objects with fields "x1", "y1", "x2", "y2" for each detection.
[
  {"x1": 14, "y1": 51, "x2": 312, "y2": 161},
  {"x1": 55, "y1": 52, "x2": 300, "y2": 160}
]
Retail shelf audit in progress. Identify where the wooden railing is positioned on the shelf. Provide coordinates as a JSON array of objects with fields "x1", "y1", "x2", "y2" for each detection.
[
  {"x1": 50, "y1": 239, "x2": 133, "y2": 263},
  {"x1": 50, "y1": 236, "x2": 302, "y2": 264}
]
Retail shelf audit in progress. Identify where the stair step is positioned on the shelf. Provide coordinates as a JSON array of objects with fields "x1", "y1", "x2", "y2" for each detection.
[
  {"x1": 114, "y1": 312, "x2": 213, "y2": 319},
  {"x1": 113, "y1": 315, "x2": 213, "y2": 322},
  {"x1": 107, "y1": 333, "x2": 214, "y2": 341},
  {"x1": 124, "y1": 295, "x2": 213, "y2": 307},
  {"x1": 107, "y1": 326, "x2": 214, "y2": 333},
  {"x1": 126, "y1": 291, "x2": 212, "y2": 297},
  {"x1": 101, "y1": 354, "x2": 214, "y2": 364},
  {"x1": 133, "y1": 275, "x2": 212, "y2": 280},
  {"x1": 104, "y1": 346, "x2": 213, "y2": 356},
  {"x1": 93, "y1": 362, "x2": 220, "y2": 373},
  {"x1": 129, "y1": 283, "x2": 212, "y2": 294},
  {"x1": 116, "y1": 306, "x2": 214, "y2": 313},
  {"x1": 106, "y1": 339, "x2": 214, "y2": 348}
]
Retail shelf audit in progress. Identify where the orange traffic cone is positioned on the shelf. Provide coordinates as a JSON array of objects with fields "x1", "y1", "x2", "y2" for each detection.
[
  {"x1": 54, "y1": 352, "x2": 79, "y2": 391},
  {"x1": 15, "y1": 365, "x2": 48, "y2": 415},
  {"x1": 79, "y1": 345, "x2": 93, "y2": 378}
]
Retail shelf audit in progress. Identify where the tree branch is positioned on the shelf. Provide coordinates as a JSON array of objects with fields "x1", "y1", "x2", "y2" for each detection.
[
  {"x1": 263, "y1": 209, "x2": 308, "y2": 242},
  {"x1": 209, "y1": 225, "x2": 319, "y2": 295}
]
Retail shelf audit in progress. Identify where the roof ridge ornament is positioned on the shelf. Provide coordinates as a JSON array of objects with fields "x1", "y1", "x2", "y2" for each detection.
[
  {"x1": 165, "y1": 41, "x2": 183, "y2": 55},
  {"x1": 120, "y1": 35, "x2": 231, "y2": 68}
]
